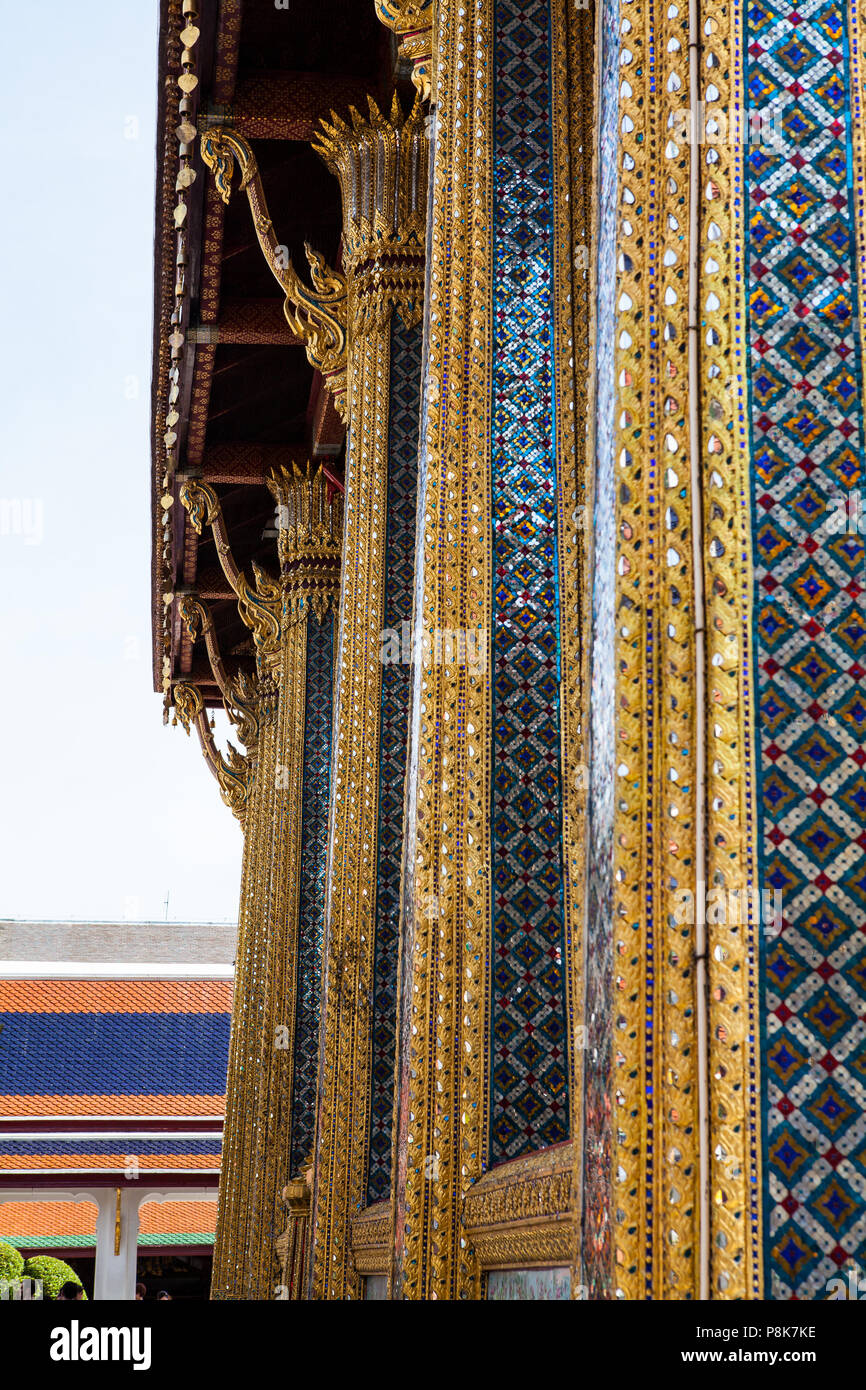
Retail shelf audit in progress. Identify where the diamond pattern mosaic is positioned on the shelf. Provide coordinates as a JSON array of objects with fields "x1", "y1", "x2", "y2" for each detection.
[
  {"x1": 745, "y1": 0, "x2": 866, "y2": 1298},
  {"x1": 490, "y1": 0, "x2": 569, "y2": 1162},
  {"x1": 290, "y1": 610, "x2": 334, "y2": 1174},
  {"x1": 367, "y1": 317, "x2": 421, "y2": 1203}
]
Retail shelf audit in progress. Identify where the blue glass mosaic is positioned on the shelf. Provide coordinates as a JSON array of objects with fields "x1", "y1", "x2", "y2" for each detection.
[
  {"x1": 745, "y1": 0, "x2": 866, "y2": 1298},
  {"x1": 367, "y1": 317, "x2": 422, "y2": 1203},
  {"x1": 289, "y1": 609, "x2": 334, "y2": 1174},
  {"x1": 489, "y1": 0, "x2": 570, "y2": 1161}
]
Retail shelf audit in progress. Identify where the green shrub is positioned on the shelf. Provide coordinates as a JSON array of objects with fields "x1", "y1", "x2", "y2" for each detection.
[
  {"x1": 22, "y1": 1255, "x2": 86, "y2": 1300},
  {"x1": 0, "y1": 1240, "x2": 24, "y2": 1294}
]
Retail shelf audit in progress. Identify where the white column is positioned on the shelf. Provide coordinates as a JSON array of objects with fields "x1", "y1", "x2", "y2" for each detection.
[{"x1": 93, "y1": 1188, "x2": 140, "y2": 1301}]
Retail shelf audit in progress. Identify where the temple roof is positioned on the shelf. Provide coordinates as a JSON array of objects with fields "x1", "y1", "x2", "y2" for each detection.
[
  {"x1": 0, "y1": 973, "x2": 231, "y2": 1181},
  {"x1": 0, "y1": 919, "x2": 237, "y2": 965}
]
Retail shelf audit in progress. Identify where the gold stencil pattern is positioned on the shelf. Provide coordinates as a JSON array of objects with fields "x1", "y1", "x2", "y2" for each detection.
[
  {"x1": 612, "y1": 0, "x2": 700, "y2": 1299},
  {"x1": 310, "y1": 96, "x2": 427, "y2": 1298},
  {"x1": 391, "y1": 0, "x2": 494, "y2": 1301}
]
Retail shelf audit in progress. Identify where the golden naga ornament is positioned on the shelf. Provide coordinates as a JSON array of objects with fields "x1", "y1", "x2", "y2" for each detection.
[
  {"x1": 374, "y1": 0, "x2": 435, "y2": 103},
  {"x1": 177, "y1": 594, "x2": 260, "y2": 749},
  {"x1": 170, "y1": 679, "x2": 204, "y2": 737},
  {"x1": 179, "y1": 479, "x2": 282, "y2": 675},
  {"x1": 199, "y1": 125, "x2": 348, "y2": 417},
  {"x1": 171, "y1": 681, "x2": 251, "y2": 824}
]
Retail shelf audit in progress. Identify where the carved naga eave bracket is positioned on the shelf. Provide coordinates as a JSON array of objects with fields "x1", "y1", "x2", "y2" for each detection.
[
  {"x1": 171, "y1": 682, "x2": 252, "y2": 825},
  {"x1": 178, "y1": 594, "x2": 261, "y2": 749},
  {"x1": 374, "y1": 0, "x2": 435, "y2": 104},
  {"x1": 199, "y1": 125, "x2": 348, "y2": 419},
  {"x1": 179, "y1": 479, "x2": 282, "y2": 676}
]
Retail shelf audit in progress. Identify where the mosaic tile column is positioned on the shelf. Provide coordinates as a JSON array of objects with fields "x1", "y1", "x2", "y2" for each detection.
[
  {"x1": 307, "y1": 96, "x2": 428, "y2": 1299},
  {"x1": 611, "y1": 0, "x2": 866, "y2": 1301},
  {"x1": 391, "y1": 0, "x2": 594, "y2": 1299},
  {"x1": 733, "y1": 0, "x2": 866, "y2": 1301},
  {"x1": 179, "y1": 474, "x2": 341, "y2": 1300}
]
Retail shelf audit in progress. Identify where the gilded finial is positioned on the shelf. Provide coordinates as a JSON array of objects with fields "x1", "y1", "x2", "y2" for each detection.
[
  {"x1": 267, "y1": 462, "x2": 343, "y2": 623},
  {"x1": 312, "y1": 91, "x2": 428, "y2": 330}
]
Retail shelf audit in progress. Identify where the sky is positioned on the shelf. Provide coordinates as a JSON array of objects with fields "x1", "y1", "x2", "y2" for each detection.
[{"x1": 0, "y1": 1, "x2": 242, "y2": 923}]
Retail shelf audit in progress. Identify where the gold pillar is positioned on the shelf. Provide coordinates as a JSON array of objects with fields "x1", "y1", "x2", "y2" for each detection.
[
  {"x1": 275, "y1": 1171, "x2": 313, "y2": 1300},
  {"x1": 699, "y1": 0, "x2": 761, "y2": 1303},
  {"x1": 358, "y1": 0, "x2": 594, "y2": 1301},
  {"x1": 610, "y1": 0, "x2": 706, "y2": 1300},
  {"x1": 382, "y1": 0, "x2": 593, "y2": 1301},
  {"x1": 179, "y1": 469, "x2": 341, "y2": 1299},
  {"x1": 308, "y1": 95, "x2": 428, "y2": 1299}
]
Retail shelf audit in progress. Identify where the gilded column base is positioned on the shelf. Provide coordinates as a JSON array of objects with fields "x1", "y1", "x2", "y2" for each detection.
[
  {"x1": 350, "y1": 1201, "x2": 391, "y2": 1281},
  {"x1": 463, "y1": 1146, "x2": 575, "y2": 1278},
  {"x1": 275, "y1": 1177, "x2": 312, "y2": 1300}
]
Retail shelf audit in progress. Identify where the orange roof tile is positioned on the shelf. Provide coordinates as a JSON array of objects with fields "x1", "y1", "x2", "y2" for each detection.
[
  {"x1": 0, "y1": 1199, "x2": 217, "y2": 1248},
  {"x1": 0, "y1": 1154, "x2": 219, "y2": 1172},
  {"x1": 0, "y1": 1095, "x2": 225, "y2": 1118},
  {"x1": 0, "y1": 1201, "x2": 97, "y2": 1242},
  {"x1": 0, "y1": 980, "x2": 232, "y2": 1014},
  {"x1": 139, "y1": 1200, "x2": 217, "y2": 1236}
]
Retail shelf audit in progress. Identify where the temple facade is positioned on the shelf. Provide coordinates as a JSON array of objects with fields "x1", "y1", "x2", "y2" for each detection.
[{"x1": 151, "y1": 0, "x2": 866, "y2": 1299}]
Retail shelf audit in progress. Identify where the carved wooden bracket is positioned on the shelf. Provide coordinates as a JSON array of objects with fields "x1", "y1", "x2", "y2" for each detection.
[{"x1": 199, "y1": 126, "x2": 348, "y2": 417}]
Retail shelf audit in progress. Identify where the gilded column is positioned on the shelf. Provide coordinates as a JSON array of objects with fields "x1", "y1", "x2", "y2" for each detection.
[
  {"x1": 180, "y1": 470, "x2": 341, "y2": 1300},
  {"x1": 605, "y1": 0, "x2": 705, "y2": 1299},
  {"x1": 308, "y1": 96, "x2": 428, "y2": 1299},
  {"x1": 388, "y1": 0, "x2": 594, "y2": 1300}
]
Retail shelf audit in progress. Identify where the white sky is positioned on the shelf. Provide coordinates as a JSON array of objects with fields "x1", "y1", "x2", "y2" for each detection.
[{"x1": 0, "y1": 1, "x2": 242, "y2": 923}]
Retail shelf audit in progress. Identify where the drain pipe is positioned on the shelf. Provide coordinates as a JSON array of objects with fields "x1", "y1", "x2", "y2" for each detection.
[{"x1": 687, "y1": 0, "x2": 711, "y2": 1304}]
